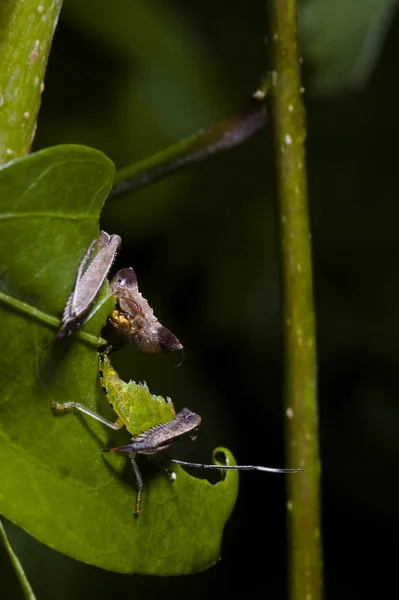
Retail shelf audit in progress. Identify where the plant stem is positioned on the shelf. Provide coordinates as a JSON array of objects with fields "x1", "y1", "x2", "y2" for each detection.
[
  {"x1": 110, "y1": 89, "x2": 267, "y2": 199},
  {"x1": 0, "y1": 289, "x2": 106, "y2": 348},
  {"x1": 0, "y1": 0, "x2": 63, "y2": 165},
  {"x1": 267, "y1": 2, "x2": 323, "y2": 599},
  {"x1": 0, "y1": 518, "x2": 37, "y2": 600}
]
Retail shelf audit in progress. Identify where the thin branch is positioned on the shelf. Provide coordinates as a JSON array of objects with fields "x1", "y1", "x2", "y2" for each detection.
[
  {"x1": 0, "y1": 518, "x2": 37, "y2": 600},
  {"x1": 267, "y1": 2, "x2": 323, "y2": 599},
  {"x1": 0, "y1": 290, "x2": 106, "y2": 348},
  {"x1": 109, "y1": 85, "x2": 268, "y2": 199},
  {"x1": 0, "y1": 0, "x2": 63, "y2": 164}
]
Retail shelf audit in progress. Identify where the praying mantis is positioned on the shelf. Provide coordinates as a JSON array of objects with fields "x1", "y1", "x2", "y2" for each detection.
[{"x1": 53, "y1": 353, "x2": 301, "y2": 514}]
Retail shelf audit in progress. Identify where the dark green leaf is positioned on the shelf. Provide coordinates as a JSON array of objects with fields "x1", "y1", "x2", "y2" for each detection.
[{"x1": 0, "y1": 145, "x2": 238, "y2": 574}]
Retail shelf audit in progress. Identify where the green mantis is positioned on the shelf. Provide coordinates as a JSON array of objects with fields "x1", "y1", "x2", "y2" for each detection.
[
  {"x1": 53, "y1": 351, "x2": 180, "y2": 514},
  {"x1": 53, "y1": 353, "x2": 301, "y2": 514}
]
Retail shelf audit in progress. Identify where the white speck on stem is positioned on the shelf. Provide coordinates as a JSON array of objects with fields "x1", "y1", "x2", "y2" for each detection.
[
  {"x1": 288, "y1": 104, "x2": 294, "y2": 112},
  {"x1": 300, "y1": 86, "x2": 305, "y2": 94},
  {"x1": 296, "y1": 263, "x2": 302, "y2": 272},
  {"x1": 286, "y1": 407, "x2": 294, "y2": 419},
  {"x1": 0, "y1": 95, "x2": 4, "y2": 108},
  {"x1": 23, "y1": 112, "x2": 30, "y2": 120},
  {"x1": 37, "y1": 4, "x2": 44, "y2": 13},
  {"x1": 253, "y1": 89, "x2": 265, "y2": 101},
  {"x1": 287, "y1": 501, "x2": 293, "y2": 511},
  {"x1": 6, "y1": 149, "x2": 13, "y2": 157},
  {"x1": 285, "y1": 134, "x2": 292, "y2": 145},
  {"x1": 40, "y1": 82, "x2": 45, "y2": 93},
  {"x1": 31, "y1": 40, "x2": 40, "y2": 63}
]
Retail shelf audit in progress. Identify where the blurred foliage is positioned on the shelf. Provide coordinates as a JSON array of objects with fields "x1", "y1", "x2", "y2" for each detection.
[
  {"x1": 2, "y1": 0, "x2": 399, "y2": 598},
  {"x1": 300, "y1": 0, "x2": 398, "y2": 93}
]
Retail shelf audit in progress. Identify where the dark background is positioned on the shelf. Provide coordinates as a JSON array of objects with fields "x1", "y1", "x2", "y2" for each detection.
[{"x1": 2, "y1": 0, "x2": 399, "y2": 598}]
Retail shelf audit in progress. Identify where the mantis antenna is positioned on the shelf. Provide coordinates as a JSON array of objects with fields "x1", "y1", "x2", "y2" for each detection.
[{"x1": 167, "y1": 459, "x2": 302, "y2": 474}]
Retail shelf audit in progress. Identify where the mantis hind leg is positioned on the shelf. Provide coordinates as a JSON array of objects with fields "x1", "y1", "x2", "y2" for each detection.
[
  {"x1": 52, "y1": 401, "x2": 123, "y2": 431},
  {"x1": 129, "y1": 454, "x2": 144, "y2": 515}
]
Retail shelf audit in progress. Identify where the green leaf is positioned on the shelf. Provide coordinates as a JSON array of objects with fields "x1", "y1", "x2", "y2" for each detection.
[{"x1": 0, "y1": 145, "x2": 238, "y2": 575}]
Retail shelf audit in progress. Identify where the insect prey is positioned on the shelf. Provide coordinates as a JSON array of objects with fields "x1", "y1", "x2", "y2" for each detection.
[
  {"x1": 49, "y1": 232, "x2": 182, "y2": 353},
  {"x1": 108, "y1": 268, "x2": 182, "y2": 353},
  {"x1": 47, "y1": 231, "x2": 121, "y2": 346}
]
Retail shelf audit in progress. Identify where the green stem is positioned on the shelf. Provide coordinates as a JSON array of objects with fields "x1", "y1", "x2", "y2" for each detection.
[
  {"x1": 0, "y1": 518, "x2": 37, "y2": 600},
  {"x1": 110, "y1": 88, "x2": 267, "y2": 199},
  {"x1": 267, "y1": 2, "x2": 323, "y2": 599},
  {"x1": 0, "y1": 289, "x2": 105, "y2": 348},
  {"x1": 0, "y1": 0, "x2": 63, "y2": 165}
]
